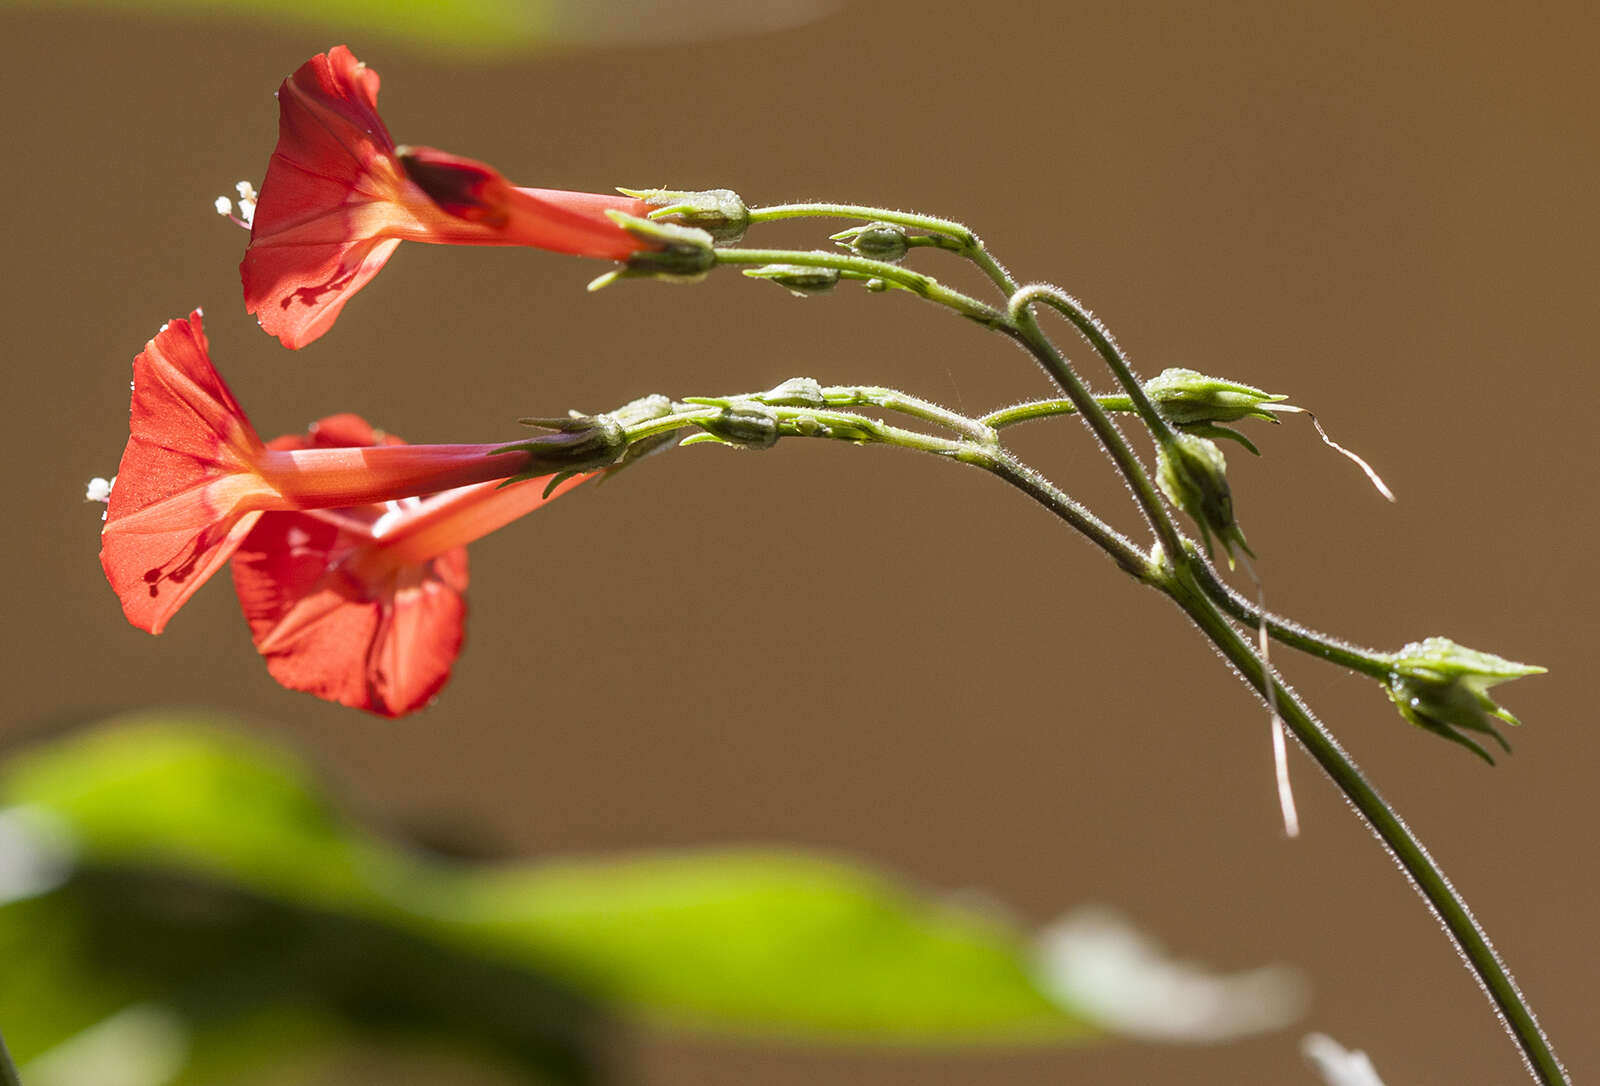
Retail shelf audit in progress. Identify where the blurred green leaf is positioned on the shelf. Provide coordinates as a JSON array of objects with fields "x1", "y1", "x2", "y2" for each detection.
[
  {"x1": 449, "y1": 852, "x2": 1071, "y2": 1038},
  {"x1": 5, "y1": 0, "x2": 840, "y2": 56},
  {"x1": 0, "y1": 715, "x2": 1091, "y2": 1081}
]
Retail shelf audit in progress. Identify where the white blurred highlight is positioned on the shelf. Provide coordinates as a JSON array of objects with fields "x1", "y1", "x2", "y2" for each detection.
[
  {"x1": 25, "y1": 1005, "x2": 189, "y2": 1086},
  {"x1": 0, "y1": 805, "x2": 76, "y2": 904},
  {"x1": 1034, "y1": 906, "x2": 1309, "y2": 1041},
  {"x1": 1303, "y1": 1032, "x2": 1387, "y2": 1085}
]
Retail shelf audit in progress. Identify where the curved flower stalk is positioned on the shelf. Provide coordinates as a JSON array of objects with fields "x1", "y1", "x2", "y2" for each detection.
[
  {"x1": 100, "y1": 313, "x2": 541, "y2": 633},
  {"x1": 231, "y1": 415, "x2": 591, "y2": 717},
  {"x1": 582, "y1": 196, "x2": 1564, "y2": 1077},
  {"x1": 242, "y1": 46, "x2": 656, "y2": 348}
]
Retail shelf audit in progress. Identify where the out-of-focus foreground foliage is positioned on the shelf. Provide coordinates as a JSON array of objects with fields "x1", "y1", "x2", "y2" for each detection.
[
  {"x1": 0, "y1": 716, "x2": 1091, "y2": 1083},
  {"x1": 2, "y1": 0, "x2": 839, "y2": 55}
]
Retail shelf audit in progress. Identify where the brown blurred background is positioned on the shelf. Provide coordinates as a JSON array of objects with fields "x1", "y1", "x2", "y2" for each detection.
[{"x1": 3, "y1": 0, "x2": 1596, "y2": 1082}]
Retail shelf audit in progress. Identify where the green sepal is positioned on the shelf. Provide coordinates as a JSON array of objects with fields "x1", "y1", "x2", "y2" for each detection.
[
  {"x1": 618, "y1": 187, "x2": 749, "y2": 244},
  {"x1": 493, "y1": 414, "x2": 629, "y2": 482},
  {"x1": 830, "y1": 222, "x2": 911, "y2": 263},
  {"x1": 1182, "y1": 422, "x2": 1261, "y2": 456},
  {"x1": 601, "y1": 212, "x2": 717, "y2": 283},
  {"x1": 1382, "y1": 638, "x2": 1546, "y2": 763},
  {"x1": 1155, "y1": 433, "x2": 1252, "y2": 567},
  {"x1": 743, "y1": 264, "x2": 841, "y2": 296},
  {"x1": 541, "y1": 471, "x2": 580, "y2": 499},
  {"x1": 1143, "y1": 368, "x2": 1290, "y2": 427}
]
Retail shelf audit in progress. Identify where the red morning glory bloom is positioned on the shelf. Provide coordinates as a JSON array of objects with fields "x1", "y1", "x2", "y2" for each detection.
[
  {"x1": 231, "y1": 415, "x2": 591, "y2": 717},
  {"x1": 100, "y1": 312, "x2": 537, "y2": 634},
  {"x1": 242, "y1": 46, "x2": 655, "y2": 349}
]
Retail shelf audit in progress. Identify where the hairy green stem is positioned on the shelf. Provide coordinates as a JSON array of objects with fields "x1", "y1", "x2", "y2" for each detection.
[
  {"x1": 673, "y1": 217, "x2": 1567, "y2": 1077},
  {"x1": 1185, "y1": 554, "x2": 1393, "y2": 678},
  {"x1": 620, "y1": 399, "x2": 985, "y2": 462},
  {"x1": 752, "y1": 384, "x2": 999, "y2": 446},
  {"x1": 999, "y1": 306, "x2": 1188, "y2": 560},
  {"x1": 1165, "y1": 574, "x2": 1567, "y2": 1084},
  {"x1": 639, "y1": 386, "x2": 1568, "y2": 1081},
  {"x1": 748, "y1": 202, "x2": 974, "y2": 240},
  {"x1": 981, "y1": 394, "x2": 1136, "y2": 430},
  {"x1": 713, "y1": 247, "x2": 1005, "y2": 325},
  {"x1": 745, "y1": 203, "x2": 1018, "y2": 294},
  {"x1": 993, "y1": 308, "x2": 1567, "y2": 1078},
  {"x1": 713, "y1": 238, "x2": 1185, "y2": 562},
  {"x1": 982, "y1": 453, "x2": 1157, "y2": 581},
  {"x1": 963, "y1": 418, "x2": 1567, "y2": 1081},
  {"x1": 964, "y1": 411, "x2": 1567, "y2": 1082},
  {"x1": 935, "y1": 400, "x2": 1399, "y2": 677},
  {"x1": 1008, "y1": 285, "x2": 1179, "y2": 446},
  {"x1": 708, "y1": 242, "x2": 1187, "y2": 560},
  {"x1": 607, "y1": 388, "x2": 1136, "y2": 578}
]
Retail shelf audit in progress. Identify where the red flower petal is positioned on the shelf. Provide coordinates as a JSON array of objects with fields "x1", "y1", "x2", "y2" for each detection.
[
  {"x1": 256, "y1": 46, "x2": 393, "y2": 227},
  {"x1": 100, "y1": 314, "x2": 535, "y2": 635},
  {"x1": 225, "y1": 413, "x2": 595, "y2": 715},
  {"x1": 272, "y1": 411, "x2": 395, "y2": 451},
  {"x1": 399, "y1": 146, "x2": 648, "y2": 260},
  {"x1": 231, "y1": 508, "x2": 468, "y2": 718},
  {"x1": 101, "y1": 312, "x2": 275, "y2": 633},
  {"x1": 231, "y1": 415, "x2": 475, "y2": 717},
  {"x1": 242, "y1": 47, "x2": 653, "y2": 349},
  {"x1": 242, "y1": 46, "x2": 411, "y2": 350},
  {"x1": 242, "y1": 234, "x2": 402, "y2": 351}
]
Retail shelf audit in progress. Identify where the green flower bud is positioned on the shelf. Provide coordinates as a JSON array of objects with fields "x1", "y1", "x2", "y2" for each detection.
[
  {"x1": 497, "y1": 413, "x2": 629, "y2": 478},
  {"x1": 758, "y1": 377, "x2": 827, "y2": 409},
  {"x1": 744, "y1": 263, "x2": 841, "y2": 297},
  {"x1": 610, "y1": 393, "x2": 676, "y2": 426},
  {"x1": 1142, "y1": 368, "x2": 1290, "y2": 427},
  {"x1": 1383, "y1": 637, "x2": 1545, "y2": 763},
  {"x1": 830, "y1": 222, "x2": 911, "y2": 263},
  {"x1": 618, "y1": 186, "x2": 749, "y2": 244},
  {"x1": 590, "y1": 213, "x2": 717, "y2": 288},
  {"x1": 698, "y1": 406, "x2": 781, "y2": 450},
  {"x1": 1156, "y1": 433, "x2": 1252, "y2": 565},
  {"x1": 590, "y1": 395, "x2": 679, "y2": 483}
]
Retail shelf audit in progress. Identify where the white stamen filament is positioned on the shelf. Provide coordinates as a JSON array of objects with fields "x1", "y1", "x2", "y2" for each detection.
[
  {"x1": 86, "y1": 475, "x2": 115, "y2": 521},
  {"x1": 213, "y1": 181, "x2": 259, "y2": 230},
  {"x1": 234, "y1": 180, "x2": 258, "y2": 228},
  {"x1": 370, "y1": 496, "x2": 426, "y2": 539},
  {"x1": 1243, "y1": 555, "x2": 1299, "y2": 838},
  {"x1": 1272, "y1": 406, "x2": 1396, "y2": 503}
]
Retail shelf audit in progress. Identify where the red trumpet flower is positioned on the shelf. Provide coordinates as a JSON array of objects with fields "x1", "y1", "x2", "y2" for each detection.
[
  {"x1": 242, "y1": 46, "x2": 654, "y2": 349},
  {"x1": 231, "y1": 415, "x2": 590, "y2": 716},
  {"x1": 100, "y1": 312, "x2": 536, "y2": 633}
]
